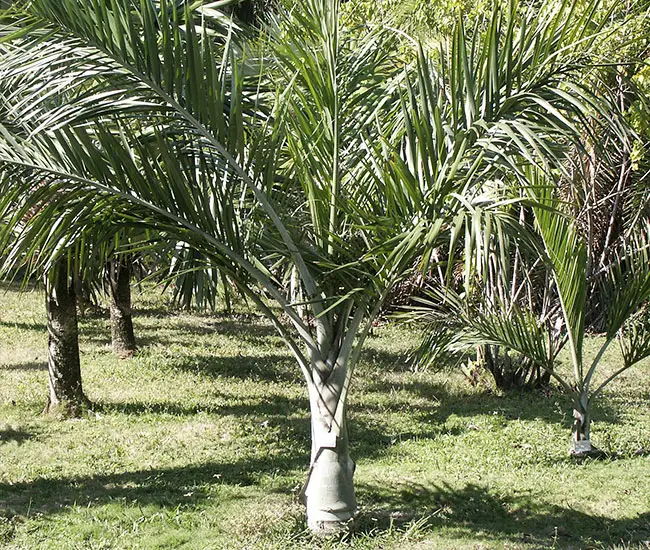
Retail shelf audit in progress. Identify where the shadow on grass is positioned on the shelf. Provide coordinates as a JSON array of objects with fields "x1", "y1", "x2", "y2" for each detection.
[
  {"x1": 88, "y1": 398, "x2": 467, "y2": 488},
  {"x1": 359, "y1": 375, "x2": 622, "y2": 431},
  {"x1": 0, "y1": 427, "x2": 33, "y2": 444},
  {"x1": 3, "y1": 464, "x2": 648, "y2": 548},
  {"x1": 0, "y1": 361, "x2": 47, "y2": 372},
  {"x1": 354, "y1": 481, "x2": 650, "y2": 548},
  {"x1": 0, "y1": 320, "x2": 47, "y2": 332},
  {"x1": 0, "y1": 407, "x2": 436, "y2": 525},
  {"x1": 96, "y1": 392, "x2": 310, "y2": 420},
  {"x1": 0, "y1": 455, "x2": 305, "y2": 520},
  {"x1": 78, "y1": 315, "x2": 282, "y2": 354},
  {"x1": 94, "y1": 394, "x2": 418, "y2": 465},
  {"x1": 172, "y1": 353, "x2": 299, "y2": 383},
  {"x1": 0, "y1": 417, "x2": 401, "y2": 520},
  {"x1": 119, "y1": 351, "x2": 300, "y2": 383},
  {"x1": 133, "y1": 318, "x2": 280, "y2": 348},
  {"x1": 358, "y1": 347, "x2": 411, "y2": 371}
]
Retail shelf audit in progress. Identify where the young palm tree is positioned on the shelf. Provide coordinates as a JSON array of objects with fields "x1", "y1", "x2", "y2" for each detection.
[
  {"x1": 527, "y1": 178, "x2": 650, "y2": 455},
  {"x1": 0, "y1": 0, "x2": 618, "y2": 532},
  {"x1": 425, "y1": 172, "x2": 650, "y2": 456}
]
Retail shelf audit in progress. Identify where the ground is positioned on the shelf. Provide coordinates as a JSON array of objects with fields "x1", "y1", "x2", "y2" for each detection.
[{"x1": 1, "y1": 283, "x2": 649, "y2": 549}]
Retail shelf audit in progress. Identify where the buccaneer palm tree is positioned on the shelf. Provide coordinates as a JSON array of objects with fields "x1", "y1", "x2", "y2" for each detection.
[
  {"x1": 414, "y1": 190, "x2": 560, "y2": 389},
  {"x1": 0, "y1": 0, "x2": 618, "y2": 532}
]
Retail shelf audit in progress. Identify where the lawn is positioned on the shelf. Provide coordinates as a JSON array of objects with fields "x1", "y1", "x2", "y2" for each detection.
[{"x1": 1, "y1": 283, "x2": 649, "y2": 549}]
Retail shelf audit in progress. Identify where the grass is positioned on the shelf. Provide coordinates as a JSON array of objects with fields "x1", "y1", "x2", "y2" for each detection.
[{"x1": 1, "y1": 282, "x2": 650, "y2": 549}]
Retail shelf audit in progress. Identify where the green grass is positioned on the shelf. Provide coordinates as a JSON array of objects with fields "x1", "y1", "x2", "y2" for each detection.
[{"x1": 1, "y1": 282, "x2": 650, "y2": 549}]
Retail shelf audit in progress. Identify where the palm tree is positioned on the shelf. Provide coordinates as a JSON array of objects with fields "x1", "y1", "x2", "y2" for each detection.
[
  {"x1": 414, "y1": 196, "x2": 558, "y2": 390},
  {"x1": 0, "y1": 0, "x2": 617, "y2": 532},
  {"x1": 427, "y1": 171, "x2": 650, "y2": 456},
  {"x1": 0, "y1": 168, "x2": 94, "y2": 416},
  {"x1": 0, "y1": 182, "x2": 136, "y2": 414},
  {"x1": 526, "y1": 177, "x2": 650, "y2": 456}
]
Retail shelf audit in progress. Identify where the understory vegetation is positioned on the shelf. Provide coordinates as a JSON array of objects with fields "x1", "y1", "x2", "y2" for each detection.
[{"x1": 1, "y1": 284, "x2": 650, "y2": 549}]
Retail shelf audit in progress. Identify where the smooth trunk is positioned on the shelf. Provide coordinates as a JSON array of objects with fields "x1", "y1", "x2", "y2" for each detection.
[
  {"x1": 570, "y1": 395, "x2": 595, "y2": 456},
  {"x1": 303, "y1": 362, "x2": 357, "y2": 535}
]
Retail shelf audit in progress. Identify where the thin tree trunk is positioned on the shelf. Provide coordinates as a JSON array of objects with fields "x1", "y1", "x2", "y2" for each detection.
[
  {"x1": 571, "y1": 393, "x2": 596, "y2": 456},
  {"x1": 303, "y1": 363, "x2": 357, "y2": 535},
  {"x1": 44, "y1": 260, "x2": 89, "y2": 417},
  {"x1": 108, "y1": 257, "x2": 137, "y2": 357}
]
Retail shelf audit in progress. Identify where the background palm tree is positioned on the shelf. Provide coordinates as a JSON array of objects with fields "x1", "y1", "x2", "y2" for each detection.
[
  {"x1": 408, "y1": 0, "x2": 650, "y2": 456},
  {"x1": 419, "y1": 170, "x2": 650, "y2": 456}
]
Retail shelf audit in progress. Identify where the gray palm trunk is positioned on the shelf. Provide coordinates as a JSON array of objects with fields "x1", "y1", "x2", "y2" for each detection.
[
  {"x1": 107, "y1": 257, "x2": 136, "y2": 357},
  {"x1": 304, "y1": 356, "x2": 356, "y2": 534},
  {"x1": 572, "y1": 402, "x2": 592, "y2": 454},
  {"x1": 44, "y1": 260, "x2": 89, "y2": 416},
  {"x1": 298, "y1": 306, "x2": 368, "y2": 534},
  {"x1": 571, "y1": 393, "x2": 593, "y2": 456}
]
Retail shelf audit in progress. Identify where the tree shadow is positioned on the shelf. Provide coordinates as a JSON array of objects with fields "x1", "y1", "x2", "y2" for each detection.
[
  {"x1": 94, "y1": 393, "x2": 405, "y2": 465},
  {"x1": 0, "y1": 320, "x2": 46, "y2": 332},
  {"x1": 96, "y1": 392, "x2": 310, "y2": 420},
  {"x1": 0, "y1": 427, "x2": 33, "y2": 445},
  {"x1": 360, "y1": 376, "x2": 622, "y2": 430},
  {"x1": 77, "y1": 315, "x2": 282, "y2": 354},
  {"x1": 3, "y1": 462, "x2": 647, "y2": 548},
  {"x1": 134, "y1": 318, "x2": 280, "y2": 346},
  {"x1": 130, "y1": 305, "x2": 172, "y2": 317},
  {"x1": 357, "y1": 347, "x2": 412, "y2": 371},
  {"x1": 0, "y1": 413, "x2": 407, "y2": 523},
  {"x1": 0, "y1": 361, "x2": 47, "y2": 372},
  {"x1": 0, "y1": 389, "x2": 440, "y2": 526},
  {"x1": 0, "y1": 455, "x2": 305, "y2": 521},
  {"x1": 148, "y1": 352, "x2": 300, "y2": 383},
  {"x1": 354, "y1": 481, "x2": 650, "y2": 548},
  {"x1": 348, "y1": 416, "x2": 464, "y2": 460}
]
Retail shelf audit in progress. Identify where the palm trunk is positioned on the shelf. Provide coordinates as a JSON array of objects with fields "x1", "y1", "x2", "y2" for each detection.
[
  {"x1": 73, "y1": 273, "x2": 94, "y2": 316},
  {"x1": 571, "y1": 393, "x2": 593, "y2": 456},
  {"x1": 292, "y1": 304, "x2": 365, "y2": 535},
  {"x1": 44, "y1": 261, "x2": 89, "y2": 417},
  {"x1": 108, "y1": 257, "x2": 136, "y2": 357},
  {"x1": 303, "y1": 360, "x2": 357, "y2": 535}
]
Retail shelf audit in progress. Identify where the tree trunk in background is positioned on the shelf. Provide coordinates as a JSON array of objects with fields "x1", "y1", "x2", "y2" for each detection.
[
  {"x1": 108, "y1": 257, "x2": 137, "y2": 357},
  {"x1": 73, "y1": 273, "x2": 95, "y2": 316},
  {"x1": 45, "y1": 260, "x2": 89, "y2": 417},
  {"x1": 231, "y1": 0, "x2": 277, "y2": 27},
  {"x1": 233, "y1": 0, "x2": 256, "y2": 25}
]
